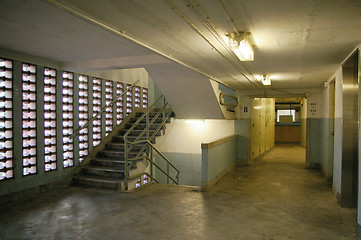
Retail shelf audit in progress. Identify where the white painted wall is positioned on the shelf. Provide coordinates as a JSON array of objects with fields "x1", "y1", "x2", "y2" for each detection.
[
  {"x1": 155, "y1": 119, "x2": 235, "y2": 154},
  {"x1": 321, "y1": 85, "x2": 329, "y2": 119},
  {"x1": 236, "y1": 95, "x2": 252, "y2": 119},
  {"x1": 334, "y1": 67, "x2": 343, "y2": 119},
  {"x1": 307, "y1": 93, "x2": 321, "y2": 118}
]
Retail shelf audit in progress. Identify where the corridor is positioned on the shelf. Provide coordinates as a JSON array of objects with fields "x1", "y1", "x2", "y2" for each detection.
[{"x1": 0, "y1": 145, "x2": 356, "y2": 240}]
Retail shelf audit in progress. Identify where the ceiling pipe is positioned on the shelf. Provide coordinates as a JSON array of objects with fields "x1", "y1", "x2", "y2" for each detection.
[
  {"x1": 43, "y1": 0, "x2": 235, "y2": 91},
  {"x1": 163, "y1": 0, "x2": 252, "y2": 89},
  {"x1": 215, "y1": 0, "x2": 302, "y2": 95},
  {"x1": 216, "y1": 0, "x2": 239, "y2": 35},
  {"x1": 173, "y1": 0, "x2": 262, "y2": 88},
  {"x1": 214, "y1": 0, "x2": 260, "y2": 82}
]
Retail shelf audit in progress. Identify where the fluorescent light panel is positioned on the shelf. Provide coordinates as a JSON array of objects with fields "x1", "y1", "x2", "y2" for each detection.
[
  {"x1": 255, "y1": 74, "x2": 272, "y2": 86},
  {"x1": 262, "y1": 75, "x2": 271, "y2": 85},
  {"x1": 227, "y1": 33, "x2": 254, "y2": 61}
]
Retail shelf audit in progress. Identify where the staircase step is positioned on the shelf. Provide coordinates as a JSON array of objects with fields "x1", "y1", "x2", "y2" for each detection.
[
  {"x1": 129, "y1": 117, "x2": 164, "y2": 124},
  {"x1": 72, "y1": 109, "x2": 173, "y2": 191},
  {"x1": 97, "y1": 149, "x2": 142, "y2": 158},
  {"x1": 72, "y1": 174, "x2": 123, "y2": 190},
  {"x1": 90, "y1": 157, "x2": 125, "y2": 167},
  {"x1": 135, "y1": 112, "x2": 162, "y2": 117},
  {"x1": 82, "y1": 164, "x2": 125, "y2": 178},
  {"x1": 83, "y1": 165, "x2": 125, "y2": 172},
  {"x1": 111, "y1": 136, "x2": 156, "y2": 144},
  {"x1": 119, "y1": 129, "x2": 162, "y2": 137},
  {"x1": 105, "y1": 143, "x2": 144, "y2": 151},
  {"x1": 124, "y1": 123, "x2": 161, "y2": 130}
]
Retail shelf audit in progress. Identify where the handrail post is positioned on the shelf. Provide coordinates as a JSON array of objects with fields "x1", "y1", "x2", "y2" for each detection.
[
  {"x1": 167, "y1": 162, "x2": 169, "y2": 184},
  {"x1": 124, "y1": 96, "x2": 180, "y2": 186},
  {"x1": 124, "y1": 137, "x2": 128, "y2": 190},
  {"x1": 150, "y1": 145, "x2": 154, "y2": 181},
  {"x1": 162, "y1": 97, "x2": 166, "y2": 135},
  {"x1": 146, "y1": 112, "x2": 149, "y2": 140}
]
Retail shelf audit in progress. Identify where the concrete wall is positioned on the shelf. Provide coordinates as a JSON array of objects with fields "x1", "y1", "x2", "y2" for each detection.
[
  {"x1": 154, "y1": 119, "x2": 235, "y2": 186},
  {"x1": 201, "y1": 135, "x2": 237, "y2": 191},
  {"x1": 251, "y1": 98, "x2": 275, "y2": 160},
  {"x1": 0, "y1": 58, "x2": 146, "y2": 197}
]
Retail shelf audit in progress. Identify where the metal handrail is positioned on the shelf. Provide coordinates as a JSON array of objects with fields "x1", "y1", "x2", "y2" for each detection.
[
  {"x1": 123, "y1": 95, "x2": 179, "y2": 189},
  {"x1": 70, "y1": 80, "x2": 139, "y2": 138},
  {"x1": 219, "y1": 92, "x2": 238, "y2": 108},
  {"x1": 129, "y1": 140, "x2": 179, "y2": 185},
  {"x1": 127, "y1": 110, "x2": 173, "y2": 171},
  {"x1": 128, "y1": 171, "x2": 160, "y2": 184}
]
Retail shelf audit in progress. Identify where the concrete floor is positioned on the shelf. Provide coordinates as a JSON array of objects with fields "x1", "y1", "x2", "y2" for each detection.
[{"x1": 0, "y1": 145, "x2": 357, "y2": 240}]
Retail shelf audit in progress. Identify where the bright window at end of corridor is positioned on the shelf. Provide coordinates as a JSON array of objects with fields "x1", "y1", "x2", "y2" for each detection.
[{"x1": 277, "y1": 109, "x2": 295, "y2": 123}]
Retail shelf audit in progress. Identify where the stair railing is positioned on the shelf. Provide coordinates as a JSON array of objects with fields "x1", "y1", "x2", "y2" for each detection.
[
  {"x1": 124, "y1": 95, "x2": 179, "y2": 189},
  {"x1": 128, "y1": 140, "x2": 179, "y2": 185},
  {"x1": 70, "y1": 80, "x2": 139, "y2": 139}
]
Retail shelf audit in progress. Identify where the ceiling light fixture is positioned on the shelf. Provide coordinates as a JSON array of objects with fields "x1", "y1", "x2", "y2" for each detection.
[
  {"x1": 255, "y1": 75, "x2": 272, "y2": 85},
  {"x1": 262, "y1": 75, "x2": 271, "y2": 86},
  {"x1": 227, "y1": 32, "x2": 254, "y2": 61}
]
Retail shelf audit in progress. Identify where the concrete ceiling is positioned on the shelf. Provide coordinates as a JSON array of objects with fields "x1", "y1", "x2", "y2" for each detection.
[{"x1": 1, "y1": 0, "x2": 361, "y2": 97}]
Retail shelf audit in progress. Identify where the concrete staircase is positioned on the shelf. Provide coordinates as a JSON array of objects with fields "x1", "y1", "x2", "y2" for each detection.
[{"x1": 72, "y1": 109, "x2": 172, "y2": 190}]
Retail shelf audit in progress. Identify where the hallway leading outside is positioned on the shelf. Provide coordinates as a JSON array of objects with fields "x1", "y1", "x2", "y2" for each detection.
[{"x1": 0, "y1": 145, "x2": 356, "y2": 240}]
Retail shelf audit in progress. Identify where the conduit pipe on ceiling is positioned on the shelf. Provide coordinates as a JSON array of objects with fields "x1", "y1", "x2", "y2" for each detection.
[
  {"x1": 216, "y1": 0, "x2": 309, "y2": 95},
  {"x1": 216, "y1": 0, "x2": 238, "y2": 36},
  {"x1": 163, "y1": 0, "x2": 255, "y2": 88},
  {"x1": 184, "y1": 0, "x2": 262, "y2": 88},
  {"x1": 215, "y1": 0, "x2": 260, "y2": 82},
  {"x1": 43, "y1": 0, "x2": 235, "y2": 91}
]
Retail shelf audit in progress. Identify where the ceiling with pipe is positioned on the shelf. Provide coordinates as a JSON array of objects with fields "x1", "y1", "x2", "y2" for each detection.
[{"x1": 1, "y1": 0, "x2": 361, "y2": 96}]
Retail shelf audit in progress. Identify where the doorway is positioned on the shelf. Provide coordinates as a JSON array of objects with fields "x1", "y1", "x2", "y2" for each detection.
[{"x1": 274, "y1": 98, "x2": 304, "y2": 145}]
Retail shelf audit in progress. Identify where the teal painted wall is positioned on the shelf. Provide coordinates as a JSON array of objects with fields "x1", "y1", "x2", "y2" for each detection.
[
  {"x1": 203, "y1": 139, "x2": 237, "y2": 183},
  {"x1": 320, "y1": 118, "x2": 334, "y2": 180},
  {"x1": 306, "y1": 118, "x2": 321, "y2": 168},
  {"x1": 333, "y1": 117, "x2": 343, "y2": 195},
  {"x1": 300, "y1": 119, "x2": 307, "y2": 148},
  {"x1": 154, "y1": 152, "x2": 202, "y2": 186},
  {"x1": 154, "y1": 136, "x2": 238, "y2": 188},
  {"x1": 306, "y1": 117, "x2": 334, "y2": 180},
  {"x1": 234, "y1": 119, "x2": 251, "y2": 165}
]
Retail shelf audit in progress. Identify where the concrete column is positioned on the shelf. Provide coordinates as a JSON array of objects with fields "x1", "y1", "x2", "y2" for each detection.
[{"x1": 36, "y1": 66, "x2": 45, "y2": 174}]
